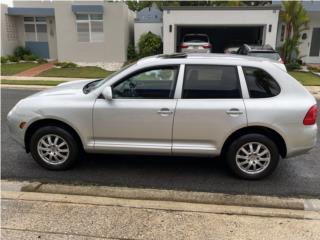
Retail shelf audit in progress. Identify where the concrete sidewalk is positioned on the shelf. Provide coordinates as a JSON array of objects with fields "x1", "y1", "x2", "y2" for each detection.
[
  {"x1": 2, "y1": 191, "x2": 320, "y2": 240},
  {"x1": 1, "y1": 181, "x2": 320, "y2": 240}
]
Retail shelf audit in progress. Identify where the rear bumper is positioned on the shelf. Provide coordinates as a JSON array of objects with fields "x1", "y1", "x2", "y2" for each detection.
[
  {"x1": 181, "y1": 49, "x2": 211, "y2": 53},
  {"x1": 285, "y1": 124, "x2": 317, "y2": 158}
]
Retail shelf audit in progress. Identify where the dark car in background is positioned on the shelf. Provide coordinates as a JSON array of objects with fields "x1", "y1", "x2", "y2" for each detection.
[{"x1": 236, "y1": 44, "x2": 286, "y2": 71}]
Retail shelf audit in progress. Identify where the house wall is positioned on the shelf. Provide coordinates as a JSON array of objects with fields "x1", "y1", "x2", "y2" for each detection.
[
  {"x1": 9, "y1": 0, "x2": 134, "y2": 69},
  {"x1": 134, "y1": 22, "x2": 162, "y2": 48},
  {"x1": 1, "y1": 4, "x2": 19, "y2": 56},
  {"x1": 163, "y1": 9, "x2": 280, "y2": 54}
]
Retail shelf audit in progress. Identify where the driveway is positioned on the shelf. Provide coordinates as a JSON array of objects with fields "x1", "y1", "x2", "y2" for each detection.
[{"x1": 1, "y1": 88, "x2": 320, "y2": 197}]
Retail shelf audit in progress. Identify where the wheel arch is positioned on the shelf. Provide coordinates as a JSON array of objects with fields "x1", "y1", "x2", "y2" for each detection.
[
  {"x1": 24, "y1": 119, "x2": 84, "y2": 153},
  {"x1": 221, "y1": 126, "x2": 287, "y2": 158}
]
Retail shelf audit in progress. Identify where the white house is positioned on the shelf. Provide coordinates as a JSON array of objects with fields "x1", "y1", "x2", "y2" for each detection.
[
  {"x1": 1, "y1": 0, "x2": 135, "y2": 70},
  {"x1": 134, "y1": 4, "x2": 162, "y2": 49},
  {"x1": 162, "y1": 5, "x2": 281, "y2": 55}
]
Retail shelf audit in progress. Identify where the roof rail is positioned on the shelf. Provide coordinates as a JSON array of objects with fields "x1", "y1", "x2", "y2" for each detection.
[{"x1": 158, "y1": 53, "x2": 188, "y2": 59}]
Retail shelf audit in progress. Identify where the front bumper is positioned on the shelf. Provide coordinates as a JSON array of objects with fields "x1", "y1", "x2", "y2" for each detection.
[{"x1": 7, "y1": 111, "x2": 26, "y2": 148}]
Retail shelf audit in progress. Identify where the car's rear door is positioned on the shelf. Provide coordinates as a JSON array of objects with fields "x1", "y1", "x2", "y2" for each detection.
[
  {"x1": 172, "y1": 64, "x2": 247, "y2": 156},
  {"x1": 93, "y1": 65, "x2": 180, "y2": 154}
]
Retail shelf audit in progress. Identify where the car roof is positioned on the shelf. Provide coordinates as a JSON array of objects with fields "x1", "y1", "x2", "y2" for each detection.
[{"x1": 137, "y1": 53, "x2": 280, "y2": 65}]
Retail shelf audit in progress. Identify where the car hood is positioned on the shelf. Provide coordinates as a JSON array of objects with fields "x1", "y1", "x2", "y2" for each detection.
[{"x1": 28, "y1": 79, "x2": 96, "y2": 98}]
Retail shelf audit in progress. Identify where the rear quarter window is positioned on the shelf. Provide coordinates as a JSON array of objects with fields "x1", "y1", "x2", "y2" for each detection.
[{"x1": 242, "y1": 67, "x2": 281, "y2": 98}]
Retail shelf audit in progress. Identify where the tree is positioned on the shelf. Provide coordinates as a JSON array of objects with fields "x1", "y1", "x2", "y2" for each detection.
[{"x1": 280, "y1": 1, "x2": 309, "y2": 63}]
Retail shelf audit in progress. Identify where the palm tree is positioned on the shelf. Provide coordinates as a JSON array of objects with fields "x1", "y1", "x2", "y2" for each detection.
[{"x1": 280, "y1": 1, "x2": 309, "y2": 63}]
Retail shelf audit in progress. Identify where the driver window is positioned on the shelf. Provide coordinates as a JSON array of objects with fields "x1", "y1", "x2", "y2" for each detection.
[{"x1": 112, "y1": 66, "x2": 178, "y2": 99}]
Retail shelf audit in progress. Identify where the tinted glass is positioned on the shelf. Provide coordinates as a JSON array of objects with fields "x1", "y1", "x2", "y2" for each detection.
[
  {"x1": 112, "y1": 67, "x2": 178, "y2": 99},
  {"x1": 243, "y1": 67, "x2": 281, "y2": 98},
  {"x1": 183, "y1": 65, "x2": 241, "y2": 99},
  {"x1": 183, "y1": 35, "x2": 209, "y2": 43}
]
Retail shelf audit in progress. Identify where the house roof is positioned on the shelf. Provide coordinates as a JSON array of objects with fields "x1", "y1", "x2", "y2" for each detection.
[{"x1": 135, "y1": 5, "x2": 162, "y2": 23}]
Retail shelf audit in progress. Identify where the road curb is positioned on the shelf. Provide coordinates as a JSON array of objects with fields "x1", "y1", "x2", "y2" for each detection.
[
  {"x1": 1, "y1": 84, "x2": 52, "y2": 89},
  {"x1": 2, "y1": 180, "x2": 319, "y2": 212},
  {"x1": 2, "y1": 190, "x2": 320, "y2": 221}
]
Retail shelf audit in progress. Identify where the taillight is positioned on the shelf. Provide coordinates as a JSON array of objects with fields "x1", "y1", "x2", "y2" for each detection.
[
  {"x1": 180, "y1": 44, "x2": 188, "y2": 49},
  {"x1": 203, "y1": 43, "x2": 212, "y2": 49},
  {"x1": 278, "y1": 58, "x2": 284, "y2": 64},
  {"x1": 303, "y1": 105, "x2": 317, "y2": 125}
]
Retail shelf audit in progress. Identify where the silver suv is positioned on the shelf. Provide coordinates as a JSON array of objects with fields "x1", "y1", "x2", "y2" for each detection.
[{"x1": 7, "y1": 53, "x2": 317, "y2": 179}]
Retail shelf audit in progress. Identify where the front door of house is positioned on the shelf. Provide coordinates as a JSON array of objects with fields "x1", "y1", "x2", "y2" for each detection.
[
  {"x1": 310, "y1": 28, "x2": 320, "y2": 57},
  {"x1": 24, "y1": 16, "x2": 49, "y2": 59}
]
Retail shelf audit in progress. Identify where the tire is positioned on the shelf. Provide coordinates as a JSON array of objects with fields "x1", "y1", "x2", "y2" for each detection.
[
  {"x1": 30, "y1": 126, "x2": 79, "y2": 170},
  {"x1": 226, "y1": 134, "x2": 280, "y2": 180}
]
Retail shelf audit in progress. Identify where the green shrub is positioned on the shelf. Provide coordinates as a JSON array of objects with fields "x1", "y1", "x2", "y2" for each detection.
[
  {"x1": 14, "y1": 46, "x2": 31, "y2": 59},
  {"x1": 7, "y1": 55, "x2": 19, "y2": 62},
  {"x1": 22, "y1": 54, "x2": 37, "y2": 61},
  {"x1": 1, "y1": 56, "x2": 8, "y2": 63},
  {"x1": 127, "y1": 43, "x2": 137, "y2": 60},
  {"x1": 55, "y1": 62, "x2": 77, "y2": 68},
  {"x1": 138, "y1": 32, "x2": 162, "y2": 58},
  {"x1": 285, "y1": 62, "x2": 301, "y2": 71},
  {"x1": 37, "y1": 58, "x2": 48, "y2": 64}
]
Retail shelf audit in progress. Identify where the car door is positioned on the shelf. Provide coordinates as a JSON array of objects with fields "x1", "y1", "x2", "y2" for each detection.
[
  {"x1": 93, "y1": 65, "x2": 180, "y2": 154},
  {"x1": 172, "y1": 64, "x2": 247, "y2": 156}
]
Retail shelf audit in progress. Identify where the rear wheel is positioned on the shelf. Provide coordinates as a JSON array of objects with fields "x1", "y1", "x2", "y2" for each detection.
[
  {"x1": 226, "y1": 134, "x2": 280, "y2": 179},
  {"x1": 30, "y1": 126, "x2": 79, "y2": 170}
]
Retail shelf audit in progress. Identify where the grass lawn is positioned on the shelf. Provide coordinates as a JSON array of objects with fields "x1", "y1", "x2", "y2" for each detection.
[
  {"x1": 289, "y1": 71, "x2": 320, "y2": 86},
  {"x1": 1, "y1": 79, "x2": 65, "y2": 86},
  {"x1": 1, "y1": 63, "x2": 41, "y2": 76},
  {"x1": 38, "y1": 66, "x2": 114, "y2": 78}
]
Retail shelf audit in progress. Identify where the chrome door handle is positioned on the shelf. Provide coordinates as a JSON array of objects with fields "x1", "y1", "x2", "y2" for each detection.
[
  {"x1": 226, "y1": 108, "x2": 243, "y2": 115},
  {"x1": 157, "y1": 108, "x2": 173, "y2": 116}
]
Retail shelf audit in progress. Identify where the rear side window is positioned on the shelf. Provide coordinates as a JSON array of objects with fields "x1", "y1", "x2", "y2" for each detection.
[
  {"x1": 242, "y1": 67, "x2": 281, "y2": 98},
  {"x1": 183, "y1": 65, "x2": 241, "y2": 99}
]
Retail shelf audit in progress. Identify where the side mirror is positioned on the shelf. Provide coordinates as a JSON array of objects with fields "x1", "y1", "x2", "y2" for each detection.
[{"x1": 102, "y1": 86, "x2": 112, "y2": 100}]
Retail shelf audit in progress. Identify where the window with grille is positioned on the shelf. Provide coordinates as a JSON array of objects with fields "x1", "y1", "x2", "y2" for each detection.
[
  {"x1": 76, "y1": 14, "x2": 103, "y2": 42},
  {"x1": 24, "y1": 16, "x2": 48, "y2": 42}
]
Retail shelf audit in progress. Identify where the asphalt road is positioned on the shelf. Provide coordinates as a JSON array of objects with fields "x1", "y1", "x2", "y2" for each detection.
[{"x1": 1, "y1": 88, "x2": 320, "y2": 198}]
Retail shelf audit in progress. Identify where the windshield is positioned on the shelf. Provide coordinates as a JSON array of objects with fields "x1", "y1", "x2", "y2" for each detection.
[
  {"x1": 248, "y1": 52, "x2": 281, "y2": 61},
  {"x1": 83, "y1": 62, "x2": 136, "y2": 94}
]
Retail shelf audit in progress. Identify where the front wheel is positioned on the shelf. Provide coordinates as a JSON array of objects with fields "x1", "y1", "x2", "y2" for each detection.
[
  {"x1": 30, "y1": 126, "x2": 79, "y2": 170},
  {"x1": 226, "y1": 134, "x2": 280, "y2": 180}
]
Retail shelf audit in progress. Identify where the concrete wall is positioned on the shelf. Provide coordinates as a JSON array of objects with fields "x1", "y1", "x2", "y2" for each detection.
[
  {"x1": 134, "y1": 22, "x2": 162, "y2": 48},
  {"x1": 1, "y1": 4, "x2": 19, "y2": 56},
  {"x1": 163, "y1": 9, "x2": 279, "y2": 54}
]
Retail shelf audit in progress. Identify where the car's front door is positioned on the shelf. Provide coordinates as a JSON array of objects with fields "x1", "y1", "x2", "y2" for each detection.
[
  {"x1": 172, "y1": 64, "x2": 247, "y2": 156},
  {"x1": 93, "y1": 65, "x2": 180, "y2": 154}
]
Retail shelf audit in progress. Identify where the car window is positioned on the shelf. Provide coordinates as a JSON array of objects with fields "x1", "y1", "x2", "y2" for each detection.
[
  {"x1": 182, "y1": 65, "x2": 241, "y2": 99},
  {"x1": 242, "y1": 67, "x2": 281, "y2": 98},
  {"x1": 112, "y1": 66, "x2": 178, "y2": 99}
]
